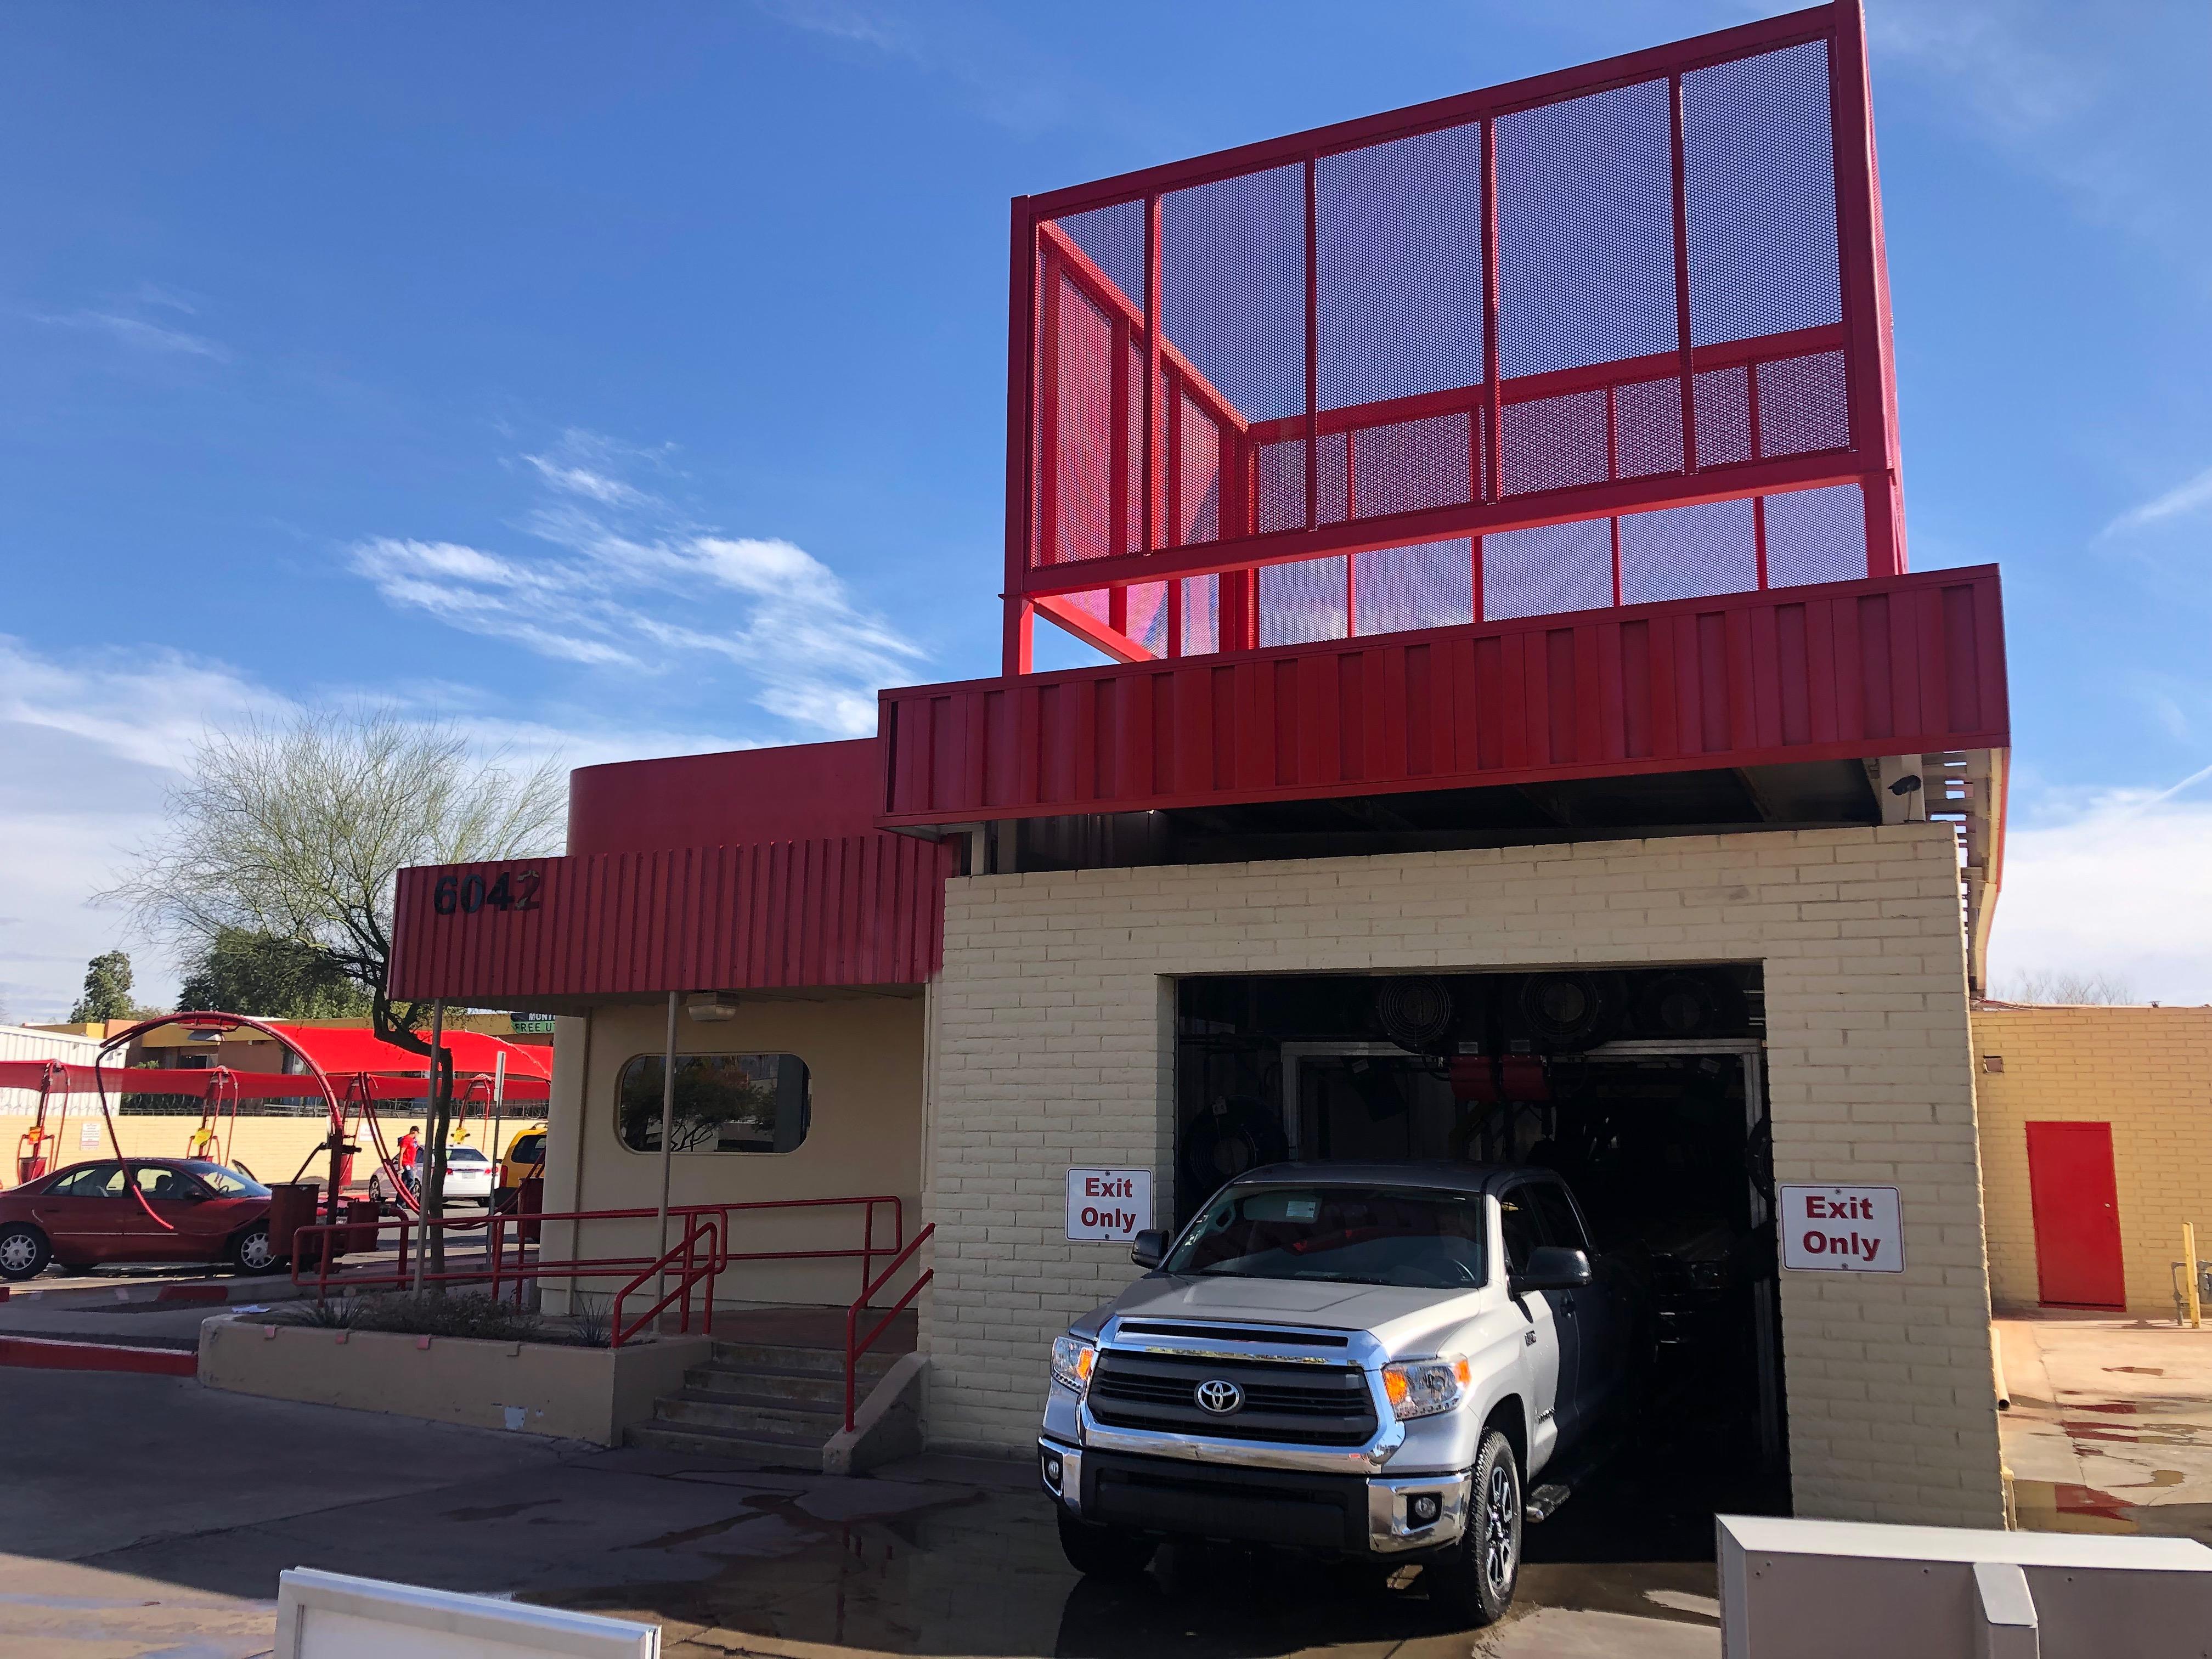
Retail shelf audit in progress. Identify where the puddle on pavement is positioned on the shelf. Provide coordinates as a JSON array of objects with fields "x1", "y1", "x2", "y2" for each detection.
[{"x1": 530, "y1": 1484, "x2": 1713, "y2": 1658}]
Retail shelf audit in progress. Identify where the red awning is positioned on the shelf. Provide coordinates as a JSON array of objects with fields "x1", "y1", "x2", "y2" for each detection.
[
  {"x1": 0, "y1": 1060, "x2": 551, "y2": 1103},
  {"x1": 260, "y1": 1024, "x2": 551, "y2": 1080}
]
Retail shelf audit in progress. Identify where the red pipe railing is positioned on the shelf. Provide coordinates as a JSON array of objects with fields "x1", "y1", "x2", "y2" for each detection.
[
  {"x1": 287, "y1": 1194, "x2": 913, "y2": 1351},
  {"x1": 613, "y1": 1215, "x2": 722, "y2": 1346},
  {"x1": 844, "y1": 1222, "x2": 934, "y2": 1431}
]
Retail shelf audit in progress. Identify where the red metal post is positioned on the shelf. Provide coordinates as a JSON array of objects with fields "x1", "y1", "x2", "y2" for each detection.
[
  {"x1": 1480, "y1": 117, "x2": 1501, "y2": 509},
  {"x1": 1144, "y1": 194, "x2": 1162, "y2": 557},
  {"x1": 1668, "y1": 71, "x2": 1697, "y2": 475},
  {"x1": 1006, "y1": 198, "x2": 1039, "y2": 673},
  {"x1": 1827, "y1": 0, "x2": 1904, "y2": 575},
  {"x1": 1304, "y1": 153, "x2": 1319, "y2": 534}
]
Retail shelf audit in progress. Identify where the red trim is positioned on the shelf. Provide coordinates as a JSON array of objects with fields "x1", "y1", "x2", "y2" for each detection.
[
  {"x1": 1022, "y1": 5, "x2": 1835, "y2": 219},
  {"x1": 0, "y1": 1335, "x2": 196, "y2": 1376},
  {"x1": 1022, "y1": 452, "x2": 1876, "y2": 599}
]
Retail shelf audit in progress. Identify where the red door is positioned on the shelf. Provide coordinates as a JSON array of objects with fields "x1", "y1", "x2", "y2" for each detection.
[{"x1": 2025, "y1": 1122, "x2": 2126, "y2": 1310}]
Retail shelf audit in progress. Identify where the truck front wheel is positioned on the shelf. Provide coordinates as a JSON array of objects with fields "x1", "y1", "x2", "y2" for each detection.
[
  {"x1": 1056, "y1": 1508, "x2": 1156, "y2": 1580},
  {"x1": 1424, "y1": 1428, "x2": 1521, "y2": 1627}
]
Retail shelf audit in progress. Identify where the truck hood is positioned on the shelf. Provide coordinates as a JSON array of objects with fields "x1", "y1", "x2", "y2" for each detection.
[{"x1": 1087, "y1": 1274, "x2": 1487, "y2": 1359}]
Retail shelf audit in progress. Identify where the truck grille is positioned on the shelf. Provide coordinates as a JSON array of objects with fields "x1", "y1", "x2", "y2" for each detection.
[{"x1": 1088, "y1": 1352, "x2": 1378, "y2": 1447}]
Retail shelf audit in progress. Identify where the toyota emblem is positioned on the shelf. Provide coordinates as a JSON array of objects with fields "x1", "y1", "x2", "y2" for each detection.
[{"x1": 1194, "y1": 1378, "x2": 1244, "y2": 1415}]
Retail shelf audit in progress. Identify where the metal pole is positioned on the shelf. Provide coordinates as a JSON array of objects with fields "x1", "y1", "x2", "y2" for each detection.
[
  {"x1": 413, "y1": 999, "x2": 444, "y2": 1293},
  {"x1": 2186, "y1": 1222, "x2": 2203, "y2": 1330},
  {"x1": 657, "y1": 990, "x2": 678, "y2": 1316},
  {"x1": 491, "y1": 1048, "x2": 506, "y2": 1204}
]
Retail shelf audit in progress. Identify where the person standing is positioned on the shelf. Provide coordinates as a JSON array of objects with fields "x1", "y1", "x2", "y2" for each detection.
[{"x1": 396, "y1": 1125, "x2": 421, "y2": 1200}]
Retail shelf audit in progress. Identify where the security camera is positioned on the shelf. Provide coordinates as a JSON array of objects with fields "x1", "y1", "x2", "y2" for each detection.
[{"x1": 1888, "y1": 774, "x2": 1922, "y2": 797}]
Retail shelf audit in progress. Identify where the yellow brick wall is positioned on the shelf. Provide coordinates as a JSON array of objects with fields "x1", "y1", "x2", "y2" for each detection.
[
  {"x1": 1971, "y1": 1005, "x2": 2212, "y2": 1318},
  {"x1": 926, "y1": 823, "x2": 2004, "y2": 1527}
]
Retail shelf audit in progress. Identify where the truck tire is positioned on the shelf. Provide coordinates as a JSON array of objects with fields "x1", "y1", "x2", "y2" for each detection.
[
  {"x1": 1424, "y1": 1428, "x2": 1521, "y2": 1627},
  {"x1": 1056, "y1": 1508, "x2": 1156, "y2": 1581}
]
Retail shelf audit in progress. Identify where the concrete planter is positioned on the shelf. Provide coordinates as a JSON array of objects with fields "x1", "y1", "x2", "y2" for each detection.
[{"x1": 199, "y1": 1313, "x2": 709, "y2": 1444}]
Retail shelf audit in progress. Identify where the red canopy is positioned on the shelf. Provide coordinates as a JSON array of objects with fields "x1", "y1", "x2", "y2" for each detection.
[
  {"x1": 0, "y1": 1060, "x2": 550, "y2": 1103},
  {"x1": 263, "y1": 1023, "x2": 551, "y2": 1080}
]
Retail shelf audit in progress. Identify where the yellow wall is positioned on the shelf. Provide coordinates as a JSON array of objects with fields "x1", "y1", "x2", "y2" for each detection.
[
  {"x1": 540, "y1": 993, "x2": 926, "y2": 1311},
  {"x1": 1972, "y1": 1004, "x2": 2212, "y2": 1317}
]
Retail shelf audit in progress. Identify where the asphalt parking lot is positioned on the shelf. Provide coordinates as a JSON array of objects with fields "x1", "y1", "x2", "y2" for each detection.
[{"x1": 1, "y1": 1363, "x2": 1721, "y2": 1658}]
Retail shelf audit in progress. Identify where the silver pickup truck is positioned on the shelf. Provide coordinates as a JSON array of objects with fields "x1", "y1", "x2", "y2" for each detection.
[{"x1": 1038, "y1": 1160, "x2": 1635, "y2": 1624}]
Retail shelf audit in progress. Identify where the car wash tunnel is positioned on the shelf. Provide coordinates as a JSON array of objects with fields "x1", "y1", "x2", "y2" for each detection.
[{"x1": 1176, "y1": 966, "x2": 1789, "y2": 1550}]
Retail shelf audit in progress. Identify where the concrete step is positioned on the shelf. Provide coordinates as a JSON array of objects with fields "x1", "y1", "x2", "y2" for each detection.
[
  {"x1": 658, "y1": 1392, "x2": 840, "y2": 1439},
  {"x1": 707, "y1": 1339, "x2": 902, "y2": 1378},
  {"x1": 684, "y1": 1364, "x2": 851, "y2": 1408},
  {"x1": 623, "y1": 1421, "x2": 824, "y2": 1466}
]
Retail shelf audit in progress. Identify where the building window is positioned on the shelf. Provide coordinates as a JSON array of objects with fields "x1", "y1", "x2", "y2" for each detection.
[{"x1": 614, "y1": 1054, "x2": 811, "y2": 1154}]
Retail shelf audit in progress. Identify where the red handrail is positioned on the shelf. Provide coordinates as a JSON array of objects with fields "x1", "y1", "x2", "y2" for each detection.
[
  {"x1": 845, "y1": 1222, "x2": 933, "y2": 1432},
  {"x1": 288, "y1": 1193, "x2": 916, "y2": 1349},
  {"x1": 613, "y1": 1215, "x2": 721, "y2": 1346}
]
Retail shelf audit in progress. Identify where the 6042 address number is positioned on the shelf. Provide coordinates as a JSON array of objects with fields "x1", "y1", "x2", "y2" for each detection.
[{"x1": 432, "y1": 869, "x2": 542, "y2": 917}]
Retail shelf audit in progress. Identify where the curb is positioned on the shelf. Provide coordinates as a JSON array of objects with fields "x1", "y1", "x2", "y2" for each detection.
[
  {"x1": 0, "y1": 1334, "x2": 199, "y2": 1376},
  {"x1": 0, "y1": 1278, "x2": 308, "y2": 1311}
]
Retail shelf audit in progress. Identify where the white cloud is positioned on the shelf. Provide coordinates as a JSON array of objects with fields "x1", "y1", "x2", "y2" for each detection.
[
  {"x1": 349, "y1": 433, "x2": 924, "y2": 737},
  {"x1": 2101, "y1": 465, "x2": 2212, "y2": 538},
  {"x1": 0, "y1": 637, "x2": 766, "y2": 1021},
  {"x1": 1989, "y1": 781, "x2": 2212, "y2": 1006},
  {"x1": 34, "y1": 309, "x2": 230, "y2": 361}
]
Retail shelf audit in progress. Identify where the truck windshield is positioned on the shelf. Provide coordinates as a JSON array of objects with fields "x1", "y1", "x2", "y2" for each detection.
[{"x1": 1164, "y1": 1186, "x2": 1488, "y2": 1290}]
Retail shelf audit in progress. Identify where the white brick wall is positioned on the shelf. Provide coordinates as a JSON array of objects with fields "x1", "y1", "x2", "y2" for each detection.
[{"x1": 921, "y1": 822, "x2": 2004, "y2": 1526}]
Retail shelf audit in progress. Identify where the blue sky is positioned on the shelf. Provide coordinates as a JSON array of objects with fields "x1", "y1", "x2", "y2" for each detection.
[{"x1": 3, "y1": 0, "x2": 2209, "y2": 1017}]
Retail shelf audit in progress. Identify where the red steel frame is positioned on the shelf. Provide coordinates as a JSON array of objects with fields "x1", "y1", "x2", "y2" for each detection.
[{"x1": 1005, "y1": 1, "x2": 1899, "y2": 673}]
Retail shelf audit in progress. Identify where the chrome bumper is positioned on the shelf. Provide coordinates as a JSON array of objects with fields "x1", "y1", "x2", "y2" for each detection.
[{"x1": 1040, "y1": 1437, "x2": 1471, "y2": 1556}]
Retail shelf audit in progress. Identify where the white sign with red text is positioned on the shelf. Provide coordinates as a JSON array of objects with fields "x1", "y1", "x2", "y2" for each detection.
[
  {"x1": 1066, "y1": 1169, "x2": 1152, "y2": 1243},
  {"x1": 1779, "y1": 1184, "x2": 1903, "y2": 1272}
]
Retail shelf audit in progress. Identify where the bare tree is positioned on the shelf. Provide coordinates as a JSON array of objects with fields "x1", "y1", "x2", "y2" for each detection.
[
  {"x1": 100, "y1": 710, "x2": 563, "y2": 1269},
  {"x1": 101, "y1": 708, "x2": 562, "y2": 1049},
  {"x1": 1990, "y1": 968, "x2": 2138, "y2": 1006}
]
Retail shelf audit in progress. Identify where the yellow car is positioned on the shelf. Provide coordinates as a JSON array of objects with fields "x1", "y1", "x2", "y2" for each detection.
[{"x1": 499, "y1": 1124, "x2": 548, "y2": 1190}]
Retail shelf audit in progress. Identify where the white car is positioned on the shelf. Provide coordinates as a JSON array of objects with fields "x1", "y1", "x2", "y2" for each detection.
[{"x1": 368, "y1": 1144, "x2": 496, "y2": 1209}]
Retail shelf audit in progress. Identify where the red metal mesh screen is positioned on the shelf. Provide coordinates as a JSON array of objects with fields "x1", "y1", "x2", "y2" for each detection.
[{"x1": 1017, "y1": 5, "x2": 1893, "y2": 668}]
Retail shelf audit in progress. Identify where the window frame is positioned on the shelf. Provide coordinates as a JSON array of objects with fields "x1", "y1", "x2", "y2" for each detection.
[{"x1": 612, "y1": 1051, "x2": 813, "y2": 1157}]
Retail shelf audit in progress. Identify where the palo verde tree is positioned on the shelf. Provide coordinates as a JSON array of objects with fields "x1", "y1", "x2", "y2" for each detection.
[{"x1": 100, "y1": 709, "x2": 563, "y2": 1261}]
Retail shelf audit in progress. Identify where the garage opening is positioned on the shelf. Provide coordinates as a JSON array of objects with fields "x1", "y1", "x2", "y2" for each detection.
[{"x1": 1175, "y1": 966, "x2": 1790, "y2": 1551}]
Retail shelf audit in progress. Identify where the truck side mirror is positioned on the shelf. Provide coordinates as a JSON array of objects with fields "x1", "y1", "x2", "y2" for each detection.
[
  {"x1": 1509, "y1": 1245, "x2": 1592, "y2": 1297},
  {"x1": 1130, "y1": 1229, "x2": 1169, "y2": 1269}
]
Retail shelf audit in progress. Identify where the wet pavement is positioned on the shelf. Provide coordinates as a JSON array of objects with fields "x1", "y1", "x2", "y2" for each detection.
[
  {"x1": 1, "y1": 1367, "x2": 1720, "y2": 1657},
  {"x1": 1999, "y1": 1312, "x2": 2212, "y2": 1544}
]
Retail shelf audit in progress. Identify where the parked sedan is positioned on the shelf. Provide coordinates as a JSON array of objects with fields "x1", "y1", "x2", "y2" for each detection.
[
  {"x1": 366, "y1": 1143, "x2": 496, "y2": 1210},
  {"x1": 0, "y1": 1158, "x2": 283, "y2": 1280}
]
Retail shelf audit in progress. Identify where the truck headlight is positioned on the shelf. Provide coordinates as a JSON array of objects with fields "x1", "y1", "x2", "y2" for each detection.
[
  {"x1": 1051, "y1": 1336, "x2": 1098, "y2": 1396},
  {"x1": 1381, "y1": 1357, "x2": 1472, "y2": 1421}
]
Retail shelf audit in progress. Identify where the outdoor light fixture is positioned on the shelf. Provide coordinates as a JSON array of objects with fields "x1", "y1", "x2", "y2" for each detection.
[{"x1": 685, "y1": 992, "x2": 739, "y2": 1023}]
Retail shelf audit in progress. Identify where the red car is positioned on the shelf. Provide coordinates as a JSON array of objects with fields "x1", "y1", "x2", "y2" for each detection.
[{"x1": 0, "y1": 1157, "x2": 284, "y2": 1280}]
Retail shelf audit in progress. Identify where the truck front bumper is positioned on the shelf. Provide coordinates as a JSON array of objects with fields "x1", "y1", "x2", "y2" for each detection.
[{"x1": 1039, "y1": 1438, "x2": 1470, "y2": 1558}]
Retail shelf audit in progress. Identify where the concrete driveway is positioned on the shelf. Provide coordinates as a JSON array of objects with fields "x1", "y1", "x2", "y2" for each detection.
[
  {"x1": 1999, "y1": 1312, "x2": 2212, "y2": 1544},
  {"x1": 0, "y1": 1367, "x2": 1720, "y2": 1657}
]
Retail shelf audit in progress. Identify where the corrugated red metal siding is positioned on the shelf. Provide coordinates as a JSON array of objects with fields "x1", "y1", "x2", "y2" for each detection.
[
  {"x1": 880, "y1": 565, "x2": 2005, "y2": 825},
  {"x1": 387, "y1": 834, "x2": 952, "y2": 1004}
]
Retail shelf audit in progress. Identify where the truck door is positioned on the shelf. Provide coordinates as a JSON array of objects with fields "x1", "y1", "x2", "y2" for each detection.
[
  {"x1": 1499, "y1": 1183, "x2": 1576, "y2": 1455},
  {"x1": 1526, "y1": 1180, "x2": 1618, "y2": 1432}
]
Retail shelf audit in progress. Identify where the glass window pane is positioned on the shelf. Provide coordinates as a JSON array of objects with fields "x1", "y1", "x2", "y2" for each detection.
[{"x1": 615, "y1": 1054, "x2": 811, "y2": 1155}]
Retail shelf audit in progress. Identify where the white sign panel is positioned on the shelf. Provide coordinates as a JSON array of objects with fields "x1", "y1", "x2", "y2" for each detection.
[
  {"x1": 1066, "y1": 1168, "x2": 1151, "y2": 1243},
  {"x1": 1779, "y1": 1184, "x2": 1903, "y2": 1273},
  {"x1": 277, "y1": 1567, "x2": 658, "y2": 1658}
]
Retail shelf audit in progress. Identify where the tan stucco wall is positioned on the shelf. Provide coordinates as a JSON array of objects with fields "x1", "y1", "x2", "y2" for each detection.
[
  {"x1": 925, "y1": 823, "x2": 2004, "y2": 1528},
  {"x1": 542, "y1": 994, "x2": 926, "y2": 1310},
  {"x1": 1972, "y1": 1004, "x2": 2212, "y2": 1318}
]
